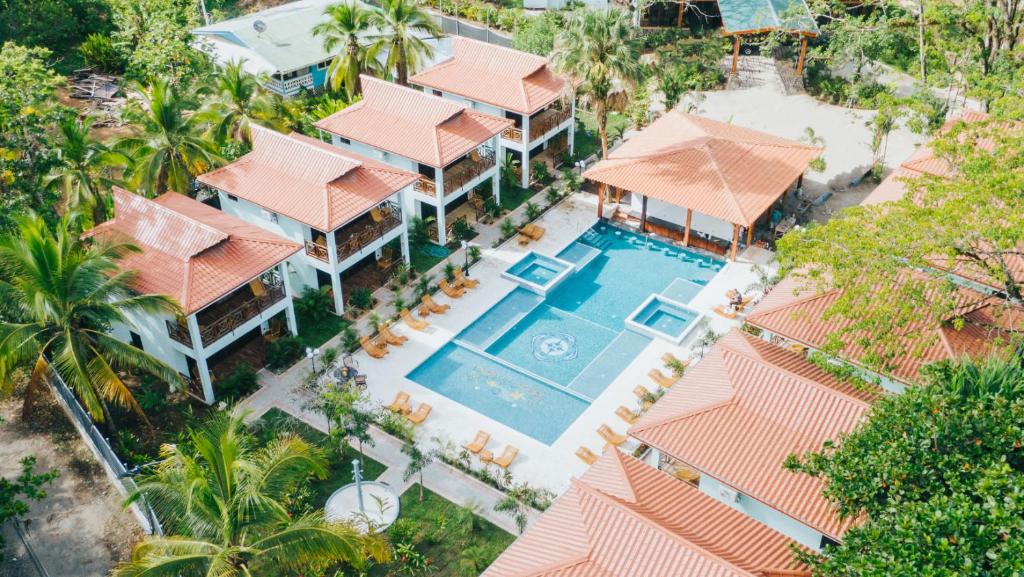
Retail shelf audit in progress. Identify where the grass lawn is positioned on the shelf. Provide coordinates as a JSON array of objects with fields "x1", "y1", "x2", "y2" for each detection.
[
  {"x1": 410, "y1": 243, "x2": 449, "y2": 274},
  {"x1": 500, "y1": 181, "x2": 537, "y2": 212},
  {"x1": 251, "y1": 408, "x2": 387, "y2": 507},
  {"x1": 574, "y1": 110, "x2": 632, "y2": 161},
  {"x1": 294, "y1": 308, "x2": 347, "y2": 349},
  {"x1": 369, "y1": 485, "x2": 515, "y2": 576}
]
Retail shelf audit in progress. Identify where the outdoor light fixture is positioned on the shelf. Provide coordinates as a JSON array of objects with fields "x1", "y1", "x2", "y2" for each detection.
[{"x1": 306, "y1": 347, "x2": 320, "y2": 372}]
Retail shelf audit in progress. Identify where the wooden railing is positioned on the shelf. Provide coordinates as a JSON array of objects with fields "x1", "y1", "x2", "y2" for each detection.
[
  {"x1": 443, "y1": 148, "x2": 496, "y2": 195},
  {"x1": 305, "y1": 240, "x2": 330, "y2": 262},
  {"x1": 428, "y1": 215, "x2": 469, "y2": 243},
  {"x1": 336, "y1": 202, "x2": 402, "y2": 262},
  {"x1": 414, "y1": 176, "x2": 436, "y2": 195},
  {"x1": 501, "y1": 125, "x2": 524, "y2": 143},
  {"x1": 166, "y1": 280, "x2": 286, "y2": 348},
  {"x1": 530, "y1": 106, "x2": 571, "y2": 142}
]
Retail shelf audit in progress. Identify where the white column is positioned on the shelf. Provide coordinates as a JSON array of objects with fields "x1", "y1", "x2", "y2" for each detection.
[
  {"x1": 186, "y1": 315, "x2": 214, "y2": 404},
  {"x1": 435, "y1": 167, "x2": 447, "y2": 246},
  {"x1": 568, "y1": 100, "x2": 576, "y2": 157},
  {"x1": 398, "y1": 190, "x2": 412, "y2": 265},
  {"x1": 520, "y1": 115, "x2": 531, "y2": 188},
  {"x1": 492, "y1": 135, "x2": 501, "y2": 205},
  {"x1": 325, "y1": 231, "x2": 344, "y2": 314},
  {"x1": 279, "y1": 262, "x2": 297, "y2": 335}
]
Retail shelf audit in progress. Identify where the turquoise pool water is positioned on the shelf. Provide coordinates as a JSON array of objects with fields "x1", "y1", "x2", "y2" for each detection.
[
  {"x1": 407, "y1": 224, "x2": 724, "y2": 444},
  {"x1": 627, "y1": 296, "x2": 700, "y2": 343}
]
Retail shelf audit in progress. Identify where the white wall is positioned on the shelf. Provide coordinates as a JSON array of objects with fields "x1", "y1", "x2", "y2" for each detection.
[
  {"x1": 110, "y1": 311, "x2": 191, "y2": 385},
  {"x1": 327, "y1": 136, "x2": 419, "y2": 173},
  {"x1": 628, "y1": 196, "x2": 736, "y2": 241}
]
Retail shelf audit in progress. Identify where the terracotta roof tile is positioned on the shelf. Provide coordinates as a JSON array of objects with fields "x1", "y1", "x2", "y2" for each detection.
[
  {"x1": 91, "y1": 189, "x2": 299, "y2": 315},
  {"x1": 315, "y1": 76, "x2": 511, "y2": 167},
  {"x1": 630, "y1": 329, "x2": 877, "y2": 540},
  {"x1": 197, "y1": 127, "x2": 417, "y2": 231},
  {"x1": 410, "y1": 37, "x2": 565, "y2": 114},
  {"x1": 482, "y1": 450, "x2": 808, "y2": 577},
  {"x1": 583, "y1": 112, "x2": 821, "y2": 226}
]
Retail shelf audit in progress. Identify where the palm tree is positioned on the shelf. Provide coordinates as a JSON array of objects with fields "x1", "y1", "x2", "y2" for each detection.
[
  {"x1": 551, "y1": 8, "x2": 644, "y2": 159},
  {"x1": 401, "y1": 440, "x2": 435, "y2": 501},
  {"x1": 313, "y1": 1, "x2": 380, "y2": 96},
  {"x1": 369, "y1": 0, "x2": 441, "y2": 86},
  {"x1": 0, "y1": 212, "x2": 183, "y2": 425},
  {"x1": 115, "y1": 411, "x2": 387, "y2": 577},
  {"x1": 45, "y1": 116, "x2": 126, "y2": 227},
  {"x1": 198, "y1": 60, "x2": 288, "y2": 146},
  {"x1": 115, "y1": 78, "x2": 222, "y2": 197}
]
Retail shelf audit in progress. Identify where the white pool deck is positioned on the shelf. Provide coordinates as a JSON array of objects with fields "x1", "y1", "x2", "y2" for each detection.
[{"x1": 352, "y1": 193, "x2": 775, "y2": 494}]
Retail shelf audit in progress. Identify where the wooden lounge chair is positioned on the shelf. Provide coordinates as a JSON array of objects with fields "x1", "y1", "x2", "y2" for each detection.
[
  {"x1": 378, "y1": 323, "x2": 407, "y2": 346},
  {"x1": 489, "y1": 446, "x2": 519, "y2": 469},
  {"x1": 387, "y1": 391, "x2": 412, "y2": 414},
  {"x1": 401, "y1": 308, "x2": 429, "y2": 331},
  {"x1": 615, "y1": 405, "x2": 639, "y2": 424},
  {"x1": 360, "y1": 335, "x2": 388, "y2": 359},
  {"x1": 713, "y1": 305, "x2": 741, "y2": 319},
  {"x1": 633, "y1": 385, "x2": 655, "y2": 410},
  {"x1": 518, "y1": 233, "x2": 533, "y2": 246},
  {"x1": 576, "y1": 446, "x2": 598, "y2": 465},
  {"x1": 462, "y1": 430, "x2": 490, "y2": 454},
  {"x1": 249, "y1": 278, "x2": 267, "y2": 298},
  {"x1": 597, "y1": 424, "x2": 628, "y2": 446},
  {"x1": 370, "y1": 207, "x2": 384, "y2": 223},
  {"x1": 407, "y1": 403, "x2": 432, "y2": 425},
  {"x1": 454, "y1": 268, "x2": 479, "y2": 289},
  {"x1": 439, "y1": 279, "x2": 465, "y2": 298},
  {"x1": 649, "y1": 368, "x2": 677, "y2": 389},
  {"x1": 419, "y1": 294, "x2": 450, "y2": 316},
  {"x1": 661, "y1": 352, "x2": 690, "y2": 369},
  {"x1": 519, "y1": 224, "x2": 545, "y2": 241}
]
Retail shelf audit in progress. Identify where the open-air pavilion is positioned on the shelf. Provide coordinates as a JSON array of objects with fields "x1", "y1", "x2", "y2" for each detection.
[{"x1": 582, "y1": 111, "x2": 821, "y2": 260}]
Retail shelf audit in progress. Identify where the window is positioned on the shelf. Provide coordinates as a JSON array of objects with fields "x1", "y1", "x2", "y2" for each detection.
[
  {"x1": 226, "y1": 194, "x2": 238, "y2": 202},
  {"x1": 819, "y1": 535, "x2": 840, "y2": 550},
  {"x1": 336, "y1": 136, "x2": 351, "y2": 145},
  {"x1": 129, "y1": 331, "x2": 144, "y2": 350},
  {"x1": 317, "y1": 60, "x2": 330, "y2": 71},
  {"x1": 432, "y1": 89, "x2": 442, "y2": 97}
]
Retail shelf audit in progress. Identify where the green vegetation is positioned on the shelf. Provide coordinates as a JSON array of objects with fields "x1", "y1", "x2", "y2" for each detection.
[
  {"x1": 0, "y1": 456, "x2": 58, "y2": 561},
  {"x1": 410, "y1": 243, "x2": 447, "y2": 274},
  {"x1": 296, "y1": 310, "x2": 348, "y2": 350},
  {"x1": 573, "y1": 109, "x2": 630, "y2": 161},
  {"x1": 499, "y1": 181, "x2": 536, "y2": 211}
]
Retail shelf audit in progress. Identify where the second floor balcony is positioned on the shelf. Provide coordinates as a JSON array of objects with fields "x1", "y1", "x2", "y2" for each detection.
[
  {"x1": 167, "y1": 274, "x2": 286, "y2": 349},
  {"x1": 264, "y1": 72, "x2": 314, "y2": 97},
  {"x1": 304, "y1": 201, "x2": 402, "y2": 264},
  {"x1": 529, "y1": 105, "x2": 571, "y2": 142},
  {"x1": 414, "y1": 148, "x2": 497, "y2": 197}
]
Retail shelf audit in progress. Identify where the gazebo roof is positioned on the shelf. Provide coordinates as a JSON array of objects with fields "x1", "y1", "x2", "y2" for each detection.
[
  {"x1": 718, "y1": 0, "x2": 819, "y2": 36},
  {"x1": 583, "y1": 111, "x2": 821, "y2": 227}
]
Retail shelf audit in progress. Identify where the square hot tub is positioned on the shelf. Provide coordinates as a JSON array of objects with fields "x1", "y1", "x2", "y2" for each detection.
[
  {"x1": 625, "y1": 294, "x2": 703, "y2": 345},
  {"x1": 502, "y1": 252, "x2": 574, "y2": 296}
]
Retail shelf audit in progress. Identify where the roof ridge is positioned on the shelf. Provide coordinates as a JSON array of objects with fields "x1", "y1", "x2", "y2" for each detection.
[
  {"x1": 746, "y1": 283, "x2": 841, "y2": 321},
  {"x1": 702, "y1": 140, "x2": 747, "y2": 222},
  {"x1": 142, "y1": 191, "x2": 230, "y2": 247},
  {"x1": 630, "y1": 392, "x2": 740, "y2": 435},
  {"x1": 282, "y1": 129, "x2": 365, "y2": 168}
]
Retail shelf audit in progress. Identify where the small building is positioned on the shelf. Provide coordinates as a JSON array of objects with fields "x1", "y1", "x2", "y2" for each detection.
[
  {"x1": 583, "y1": 111, "x2": 821, "y2": 259},
  {"x1": 91, "y1": 189, "x2": 300, "y2": 403},
  {"x1": 316, "y1": 76, "x2": 512, "y2": 245},
  {"x1": 409, "y1": 36, "x2": 574, "y2": 189},
  {"x1": 482, "y1": 449, "x2": 809, "y2": 577},
  {"x1": 629, "y1": 329, "x2": 878, "y2": 550},
  {"x1": 197, "y1": 126, "x2": 419, "y2": 316}
]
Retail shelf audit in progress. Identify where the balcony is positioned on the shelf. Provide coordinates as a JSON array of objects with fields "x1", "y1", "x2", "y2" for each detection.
[
  {"x1": 167, "y1": 276, "x2": 286, "y2": 348},
  {"x1": 264, "y1": 73, "x2": 314, "y2": 97},
  {"x1": 442, "y1": 148, "x2": 496, "y2": 195},
  {"x1": 414, "y1": 176, "x2": 436, "y2": 195},
  {"x1": 335, "y1": 201, "x2": 402, "y2": 262},
  {"x1": 529, "y1": 105, "x2": 571, "y2": 142},
  {"x1": 501, "y1": 125, "x2": 524, "y2": 143}
]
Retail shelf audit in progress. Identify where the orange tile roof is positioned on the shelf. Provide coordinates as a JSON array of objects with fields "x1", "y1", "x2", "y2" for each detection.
[
  {"x1": 745, "y1": 275, "x2": 1023, "y2": 384},
  {"x1": 583, "y1": 112, "x2": 821, "y2": 227},
  {"x1": 315, "y1": 76, "x2": 512, "y2": 167},
  {"x1": 91, "y1": 188, "x2": 300, "y2": 315},
  {"x1": 482, "y1": 450, "x2": 809, "y2": 577},
  {"x1": 197, "y1": 127, "x2": 417, "y2": 231},
  {"x1": 409, "y1": 37, "x2": 566, "y2": 115},
  {"x1": 629, "y1": 329, "x2": 878, "y2": 541}
]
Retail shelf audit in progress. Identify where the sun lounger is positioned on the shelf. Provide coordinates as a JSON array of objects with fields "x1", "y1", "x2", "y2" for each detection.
[
  {"x1": 576, "y1": 446, "x2": 598, "y2": 465},
  {"x1": 490, "y1": 446, "x2": 519, "y2": 469},
  {"x1": 419, "y1": 294, "x2": 449, "y2": 316},
  {"x1": 661, "y1": 352, "x2": 690, "y2": 369},
  {"x1": 387, "y1": 391, "x2": 412, "y2": 414},
  {"x1": 439, "y1": 279, "x2": 465, "y2": 298},
  {"x1": 462, "y1": 430, "x2": 490, "y2": 454},
  {"x1": 649, "y1": 368, "x2": 676, "y2": 389},
  {"x1": 360, "y1": 335, "x2": 388, "y2": 359},
  {"x1": 713, "y1": 305, "x2": 741, "y2": 319},
  {"x1": 378, "y1": 322, "x2": 407, "y2": 346},
  {"x1": 519, "y1": 224, "x2": 546, "y2": 241},
  {"x1": 454, "y1": 268, "x2": 479, "y2": 289},
  {"x1": 518, "y1": 233, "x2": 533, "y2": 246},
  {"x1": 407, "y1": 403, "x2": 432, "y2": 425},
  {"x1": 401, "y1": 308, "x2": 429, "y2": 331},
  {"x1": 633, "y1": 385, "x2": 655, "y2": 410},
  {"x1": 615, "y1": 406, "x2": 639, "y2": 424},
  {"x1": 598, "y1": 424, "x2": 628, "y2": 446}
]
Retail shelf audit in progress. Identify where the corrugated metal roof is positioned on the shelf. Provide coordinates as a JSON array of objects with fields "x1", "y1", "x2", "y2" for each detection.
[
  {"x1": 315, "y1": 76, "x2": 511, "y2": 167},
  {"x1": 482, "y1": 450, "x2": 808, "y2": 577},
  {"x1": 198, "y1": 127, "x2": 417, "y2": 231},
  {"x1": 630, "y1": 330, "x2": 877, "y2": 540},
  {"x1": 583, "y1": 112, "x2": 821, "y2": 227},
  {"x1": 91, "y1": 189, "x2": 300, "y2": 315},
  {"x1": 409, "y1": 37, "x2": 565, "y2": 115}
]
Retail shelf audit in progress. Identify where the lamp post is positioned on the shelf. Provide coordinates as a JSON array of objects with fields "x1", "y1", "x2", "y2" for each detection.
[
  {"x1": 461, "y1": 240, "x2": 470, "y2": 276},
  {"x1": 306, "y1": 347, "x2": 320, "y2": 372}
]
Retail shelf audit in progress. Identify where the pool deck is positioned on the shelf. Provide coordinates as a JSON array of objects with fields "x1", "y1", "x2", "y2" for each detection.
[{"x1": 351, "y1": 193, "x2": 776, "y2": 493}]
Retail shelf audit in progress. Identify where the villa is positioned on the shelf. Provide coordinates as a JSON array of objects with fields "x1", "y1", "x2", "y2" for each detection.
[
  {"x1": 629, "y1": 329, "x2": 877, "y2": 550},
  {"x1": 91, "y1": 189, "x2": 300, "y2": 403},
  {"x1": 316, "y1": 76, "x2": 512, "y2": 245},
  {"x1": 197, "y1": 126, "x2": 419, "y2": 316},
  {"x1": 409, "y1": 37, "x2": 574, "y2": 189},
  {"x1": 482, "y1": 449, "x2": 810, "y2": 577},
  {"x1": 583, "y1": 110, "x2": 821, "y2": 260}
]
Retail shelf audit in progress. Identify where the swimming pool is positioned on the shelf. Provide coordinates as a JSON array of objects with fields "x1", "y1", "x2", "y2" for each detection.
[
  {"x1": 625, "y1": 295, "x2": 703, "y2": 345},
  {"x1": 501, "y1": 252, "x2": 574, "y2": 295},
  {"x1": 408, "y1": 224, "x2": 724, "y2": 444}
]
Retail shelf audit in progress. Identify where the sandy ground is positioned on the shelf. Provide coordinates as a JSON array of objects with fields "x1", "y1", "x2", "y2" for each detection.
[{"x1": 0, "y1": 393, "x2": 141, "y2": 577}]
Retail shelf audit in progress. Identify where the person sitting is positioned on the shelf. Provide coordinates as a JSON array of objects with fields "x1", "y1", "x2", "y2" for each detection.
[{"x1": 729, "y1": 289, "x2": 744, "y2": 310}]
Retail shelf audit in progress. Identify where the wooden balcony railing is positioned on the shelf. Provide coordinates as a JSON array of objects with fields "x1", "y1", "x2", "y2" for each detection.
[
  {"x1": 305, "y1": 240, "x2": 329, "y2": 262},
  {"x1": 529, "y1": 106, "x2": 571, "y2": 142},
  {"x1": 428, "y1": 215, "x2": 469, "y2": 243},
  {"x1": 501, "y1": 125, "x2": 524, "y2": 143},
  {"x1": 443, "y1": 148, "x2": 496, "y2": 195},
  {"x1": 336, "y1": 202, "x2": 402, "y2": 262},
  {"x1": 166, "y1": 280, "x2": 286, "y2": 348},
  {"x1": 414, "y1": 176, "x2": 436, "y2": 195}
]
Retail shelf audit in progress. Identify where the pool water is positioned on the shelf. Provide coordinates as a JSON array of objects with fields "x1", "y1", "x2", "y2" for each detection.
[
  {"x1": 408, "y1": 224, "x2": 724, "y2": 444},
  {"x1": 502, "y1": 252, "x2": 572, "y2": 295},
  {"x1": 626, "y1": 296, "x2": 701, "y2": 344}
]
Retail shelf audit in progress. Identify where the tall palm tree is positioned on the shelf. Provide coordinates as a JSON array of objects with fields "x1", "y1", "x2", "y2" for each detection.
[
  {"x1": 115, "y1": 412, "x2": 387, "y2": 577},
  {"x1": 115, "y1": 78, "x2": 222, "y2": 197},
  {"x1": 0, "y1": 212, "x2": 183, "y2": 424},
  {"x1": 45, "y1": 116, "x2": 126, "y2": 227},
  {"x1": 552, "y1": 8, "x2": 644, "y2": 160},
  {"x1": 197, "y1": 60, "x2": 288, "y2": 146},
  {"x1": 313, "y1": 1, "x2": 380, "y2": 96},
  {"x1": 369, "y1": 0, "x2": 441, "y2": 86}
]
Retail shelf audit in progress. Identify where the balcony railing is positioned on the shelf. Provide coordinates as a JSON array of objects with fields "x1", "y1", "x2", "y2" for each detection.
[
  {"x1": 501, "y1": 125, "x2": 524, "y2": 143},
  {"x1": 264, "y1": 73, "x2": 314, "y2": 97},
  {"x1": 336, "y1": 202, "x2": 402, "y2": 262},
  {"x1": 529, "y1": 106, "x2": 571, "y2": 142},
  {"x1": 166, "y1": 279, "x2": 286, "y2": 348},
  {"x1": 305, "y1": 240, "x2": 329, "y2": 262},
  {"x1": 443, "y1": 148, "x2": 496, "y2": 195},
  {"x1": 414, "y1": 176, "x2": 436, "y2": 195}
]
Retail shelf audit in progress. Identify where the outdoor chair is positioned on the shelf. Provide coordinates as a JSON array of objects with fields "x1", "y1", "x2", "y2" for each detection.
[
  {"x1": 407, "y1": 403, "x2": 432, "y2": 425},
  {"x1": 454, "y1": 268, "x2": 479, "y2": 289},
  {"x1": 401, "y1": 308, "x2": 429, "y2": 330},
  {"x1": 420, "y1": 294, "x2": 450, "y2": 316},
  {"x1": 482, "y1": 446, "x2": 519, "y2": 469},
  {"x1": 462, "y1": 431, "x2": 490, "y2": 454},
  {"x1": 597, "y1": 424, "x2": 628, "y2": 446},
  {"x1": 360, "y1": 335, "x2": 388, "y2": 359},
  {"x1": 649, "y1": 368, "x2": 677, "y2": 389},
  {"x1": 661, "y1": 352, "x2": 690, "y2": 369},
  {"x1": 576, "y1": 446, "x2": 599, "y2": 465},
  {"x1": 615, "y1": 406, "x2": 639, "y2": 425},
  {"x1": 387, "y1": 392, "x2": 412, "y2": 415},
  {"x1": 249, "y1": 278, "x2": 267, "y2": 298},
  {"x1": 439, "y1": 279, "x2": 465, "y2": 299},
  {"x1": 378, "y1": 323, "x2": 407, "y2": 346}
]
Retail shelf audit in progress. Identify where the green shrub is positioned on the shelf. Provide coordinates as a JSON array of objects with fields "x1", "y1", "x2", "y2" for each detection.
[
  {"x1": 342, "y1": 325, "x2": 360, "y2": 352},
  {"x1": 561, "y1": 168, "x2": 582, "y2": 193},
  {"x1": 500, "y1": 218, "x2": 516, "y2": 239},
  {"x1": 468, "y1": 246, "x2": 482, "y2": 263},
  {"x1": 483, "y1": 197, "x2": 501, "y2": 219},
  {"x1": 409, "y1": 216, "x2": 433, "y2": 246},
  {"x1": 294, "y1": 286, "x2": 333, "y2": 322},
  {"x1": 218, "y1": 363, "x2": 259, "y2": 401},
  {"x1": 531, "y1": 161, "x2": 551, "y2": 185},
  {"x1": 545, "y1": 187, "x2": 561, "y2": 205},
  {"x1": 266, "y1": 337, "x2": 304, "y2": 371},
  {"x1": 349, "y1": 287, "x2": 373, "y2": 311},
  {"x1": 451, "y1": 218, "x2": 477, "y2": 242},
  {"x1": 79, "y1": 33, "x2": 124, "y2": 73},
  {"x1": 525, "y1": 201, "x2": 542, "y2": 221},
  {"x1": 136, "y1": 377, "x2": 168, "y2": 413},
  {"x1": 444, "y1": 261, "x2": 456, "y2": 283}
]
